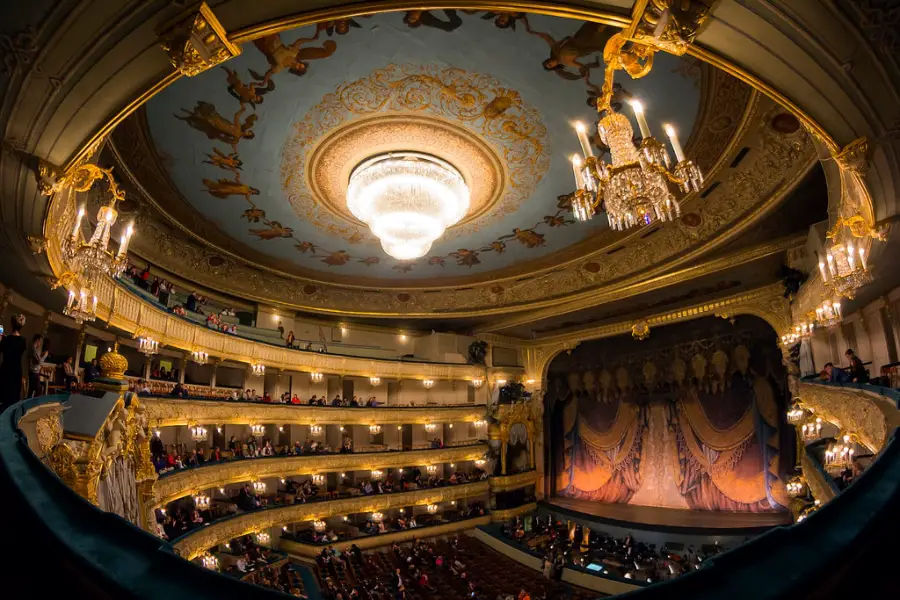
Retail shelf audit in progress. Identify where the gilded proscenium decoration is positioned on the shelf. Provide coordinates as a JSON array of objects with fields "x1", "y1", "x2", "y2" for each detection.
[
  {"x1": 797, "y1": 382, "x2": 900, "y2": 453},
  {"x1": 172, "y1": 480, "x2": 489, "y2": 560},
  {"x1": 141, "y1": 397, "x2": 487, "y2": 427},
  {"x1": 150, "y1": 444, "x2": 487, "y2": 509},
  {"x1": 157, "y1": 2, "x2": 240, "y2": 77}
]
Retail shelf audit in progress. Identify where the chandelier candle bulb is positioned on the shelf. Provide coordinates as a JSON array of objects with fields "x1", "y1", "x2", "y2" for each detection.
[
  {"x1": 72, "y1": 207, "x2": 85, "y2": 237},
  {"x1": 663, "y1": 124, "x2": 685, "y2": 162},
  {"x1": 630, "y1": 100, "x2": 651, "y2": 139},
  {"x1": 574, "y1": 122, "x2": 594, "y2": 157},
  {"x1": 826, "y1": 253, "x2": 835, "y2": 276},
  {"x1": 818, "y1": 261, "x2": 828, "y2": 283},
  {"x1": 847, "y1": 243, "x2": 856, "y2": 270},
  {"x1": 67, "y1": 291, "x2": 75, "y2": 309},
  {"x1": 858, "y1": 247, "x2": 867, "y2": 270},
  {"x1": 571, "y1": 155, "x2": 585, "y2": 190}
]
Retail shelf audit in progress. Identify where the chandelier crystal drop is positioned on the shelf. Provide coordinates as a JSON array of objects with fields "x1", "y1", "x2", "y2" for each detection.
[
  {"x1": 347, "y1": 152, "x2": 470, "y2": 260},
  {"x1": 571, "y1": 100, "x2": 702, "y2": 231}
]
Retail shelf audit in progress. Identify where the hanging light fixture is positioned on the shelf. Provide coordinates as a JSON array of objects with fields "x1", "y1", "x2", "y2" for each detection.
[
  {"x1": 311, "y1": 473, "x2": 325, "y2": 485},
  {"x1": 786, "y1": 475, "x2": 807, "y2": 499},
  {"x1": 813, "y1": 300, "x2": 842, "y2": 328},
  {"x1": 313, "y1": 519, "x2": 326, "y2": 532},
  {"x1": 474, "y1": 459, "x2": 486, "y2": 467},
  {"x1": 347, "y1": 152, "x2": 470, "y2": 260},
  {"x1": 426, "y1": 465, "x2": 437, "y2": 474},
  {"x1": 422, "y1": 379, "x2": 435, "y2": 389},
  {"x1": 371, "y1": 512, "x2": 384, "y2": 522},
  {"x1": 193, "y1": 494, "x2": 210, "y2": 509},
  {"x1": 63, "y1": 287, "x2": 98, "y2": 324},
  {"x1": 786, "y1": 401, "x2": 809, "y2": 425},
  {"x1": 424, "y1": 423, "x2": 437, "y2": 433},
  {"x1": 251, "y1": 363, "x2": 265, "y2": 377},
  {"x1": 473, "y1": 419, "x2": 487, "y2": 428},
  {"x1": 309, "y1": 424, "x2": 323, "y2": 436},
  {"x1": 782, "y1": 323, "x2": 814, "y2": 346},
  {"x1": 570, "y1": 100, "x2": 702, "y2": 230},
  {"x1": 369, "y1": 424, "x2": 382, "y2": 435},
  {"x1": 190, "y1": 424, "x2": 208, "y2": 442},
  {"x1": 250, "y1": 423, "x2": 265, "y2": 436},
  {"x1": 191, "y1": 350, "x2": 209, "y2": 364},
  {"x1": 370, "y1": 469, "x2": 384, "y2": 480},
  {"x1": 255, "y1": 532, "x2": 270, "y2": 545},
  {"x1": 801, "y1": 418, "x2": 823, "y2": 441},
  {"x1": 64, "y1": 193, "x2": 133, "y2": 284},
  {"x1": 426, "y1": 504, "x2": 438, "y2": 514},
  {"x1": 369, "y1": 376, "x2": 381, "y2": 386},
  {"x1": 252, "y1": 480, "x2": 267, "y2": 494},
  {"x1": 309, "y1": 372, "x2": 324, "y2": 383},
  {"x1": 201, "y1": 553, "x2": 219, "y2": 570},
  {"x1": 820, "y1": 226, "x2": 872, "y2": 299},
  {"x1": 471, "y1": 378, "x2": 484, "y2": 388},
  {"x1": 825, "y1": 433, "x2": 857, "y2": 469},
  {"x1": 137, "y1": 336, "x2": 159, "y2": 357}
]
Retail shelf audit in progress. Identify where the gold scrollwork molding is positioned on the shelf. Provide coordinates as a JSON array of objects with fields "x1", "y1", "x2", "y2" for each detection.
[
  {"x1": 489, "y1": 470, "x2": 538, "y2": 493},
  {"x1": 172, "y1": 480, "x2": 490, "y2": 560},
  {"x1": 149, "y1": 444, "x2": 488, "y2": 509},
  {"x1": 37, "y1": 161, "x2": 124, "y2": 202},
  {"x1": 157, "y1": 2, "x2": 240, "y2": 77},
  {"x1": 490, "y1": 502, "x2": 538, "y2": 523},
  {"x1": 797, "y1": 382, "x2": 900, "y2": 452},
  {"x1": 142, "y1": 398, "x2": 487, "y2": 428}
]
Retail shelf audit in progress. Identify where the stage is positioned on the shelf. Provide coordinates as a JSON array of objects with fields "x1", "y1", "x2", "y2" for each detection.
[{"x1": 543, "y1": 497, "x2": 791, "y2": 535}]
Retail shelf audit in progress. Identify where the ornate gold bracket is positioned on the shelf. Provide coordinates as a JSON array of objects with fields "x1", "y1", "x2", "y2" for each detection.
[
  {"x1": 158, "y1": 1, "x2": 241, "y2": 77},
  {"x1": 26, "y1": 235, "x2": 46, "y2": 255},
  {"x1": 631, "y1": 320, "x2": 651, "y2": 340},
  {"x1": 37, "y1": 161, "x2": 124, "y2": 203}
]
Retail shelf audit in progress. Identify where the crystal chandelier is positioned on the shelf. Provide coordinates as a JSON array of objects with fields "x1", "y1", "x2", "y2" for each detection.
[
  {"x1": 781, "y1": 322, "x2": 813, "y2": 346},
  {"x1": 252, "y1": 480, "x2": 267, "y2": 493},
  {"x1": 66, "y1": 197, "x2": 133, "y2": 284},
  {"x1": 825, "y1": 433, "x2": 857, "y2": 468},
  {"x1": 369, "y1": 376, "x2": 381, "y2": 386},
  {"x1": 369, "y1": 424, "x2": 382, "y2": 435},
  {"x1": 786, "y1": 475, "x2": 807, "y2": 498},
  {"x1": 370, "y1": 469, "x2": 383, "y2": 480},
  {"x1": 191, "y1": 350, "x2": 208, "y2": 364},
  {"x1": 371, "y1": 512, "x2": 384, "y2": 522},
  {"x1": 137, "y1": 336, "x2": 159, "y2": 356},
  {"x1": 474, "y1": 458, "x2": 486, "y2": 467},
  {"x1": 309, "y1": 424, "x2": 323, "y2": 436},
  {"x1": 425, "y1": 465, "x2": 438, "y2": 474},
  {"x1": 786, "y1": 401, "x2": 809, "y2": 425},
  {"x1": 473, "y1": 419, "x2": 486, "y2": 428},
  {"x1": 193, "y1": 494, "x2": 210, "y2": 509},
  {"x1": 570, "y1": 99, "x2": 702, "y2": 230},
  {"x1": 63, "y1": 287, "x2": 98, "y2": 324},
  {"x1": 819, "y1": 226, "x2": 872, "y2": 299},
  {"x1": 424, "y1": 423, "x2": 437, "y2": 433},
  {"x1": 313, "y1": 519, "x2": 326, "y2": 532},
  {"x1": 426, "y1": 504, "x2": 438, "y2": 514},
  {"x1": 249, "y1": 423, "x2": 265, "y2": 436},
  {"x1": 471, "y1": 378, "x2": 484, "y2": 388},
  {"x1": 309, "y1": 372, "x2": 323, "y2": 383},
  {"x1": 190, "y1": 424, "x2": 208, "y2": 442},
  {"x1": 201, "y1": 553, "x2": 219, "y2": 570},
  {"x1": 251, "y1": 363, "x2": 265, "y2": 377},
  {"x1": 347, "y1": 152, "x2": 470, "y2": 260},
  {"x1": 311, "y1": 473, "x2": 325, "y2": 485},
  {"x1": 422, "y1": 379, "x2": 435, "y2": 389},
  {"x1": 813, "y1": 300, "x2": 842, "y2": 328},
  {"x1": 255, "y1": 532, "x2": 270, "y2": 545},
  {"x1": 801, "y1": 418, "x2": 823, "y2": 441}
]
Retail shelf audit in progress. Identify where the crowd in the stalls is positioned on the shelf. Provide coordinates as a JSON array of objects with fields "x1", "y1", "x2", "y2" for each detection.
[
  {"x1": 241, "y1": 561, "x2": 307, "y2": 598},
  {"x1": 316, "y1": 533, "x2": 587, "y2": 600},
  {"x1": 504, "y1": 516, "x2": 721, "y2": 583}
]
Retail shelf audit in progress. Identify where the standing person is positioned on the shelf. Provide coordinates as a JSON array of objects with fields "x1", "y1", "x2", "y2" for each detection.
[
  {"x1": 28, "y1": 334, "x2": 47, "y2": 398},
  {"x1": 0, "y1": 314, "x2": 27, "y2": 409}
]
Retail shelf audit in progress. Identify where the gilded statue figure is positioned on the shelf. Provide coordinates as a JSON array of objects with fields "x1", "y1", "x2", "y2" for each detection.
[
  {"x1": 525, "y1": 21, "x2": 613, "y2": 81},
  {"x1": 176, "y1": 102, "x2": 257, "y2": 146}
]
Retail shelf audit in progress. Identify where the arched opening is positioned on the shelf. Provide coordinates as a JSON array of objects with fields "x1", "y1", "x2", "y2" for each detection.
[{"x1": 544, "y1": 314, "x2": 795, "y2": 518}]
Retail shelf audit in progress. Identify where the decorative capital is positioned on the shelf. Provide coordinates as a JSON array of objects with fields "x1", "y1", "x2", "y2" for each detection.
[
  {"x1": 158, "y1": 2, "x2": 240, "y2": 77},
  {"x1": 834, "y1": 137, "x2": 870, "y2": 176},
  {"x1": 632, "y1": 0, "x2": 715, "y2": 55}
]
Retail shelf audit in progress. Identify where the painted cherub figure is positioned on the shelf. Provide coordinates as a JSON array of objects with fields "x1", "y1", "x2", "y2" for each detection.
[
  {"x1": 526, "y1": 21, "x2": 613, "y2": 81},
  {"x1": 250, "y1": 33, "x2": 338, "y2": 84}
]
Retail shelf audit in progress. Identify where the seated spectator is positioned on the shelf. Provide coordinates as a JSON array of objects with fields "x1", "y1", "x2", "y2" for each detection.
[
  {"x1": 845, "y1": 348, "x2": 869, "y2": 382},
  {"x1": 171, "y1": 382, "x2": 188, "y2": 397},
  {"x1": 290, "y1": 393, "x2": 301, "y2": 404},
  {"x1": 138, "y1": 379, "x2": 152, "y2": 396},
  {"x1": 61, "y1": 356, "x2": 78, "y2": 391},
  {"x1": 821, "y1": 362, "x2": 851, "y2": 383},
  {"x1": 308, "y1": 394, "x2": 318, "y2": 405},
  {"x1": 85, "y1": 358, "x2": 101, "y2": 382},
  {"x1": 331, "y1": 394, "x2": 342, "y2": 406}
]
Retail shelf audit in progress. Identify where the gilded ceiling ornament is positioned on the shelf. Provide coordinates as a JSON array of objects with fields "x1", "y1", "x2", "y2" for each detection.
[
  {"x1": 157, "y1": 2, "x2": 240, "y2": 77},
  {"x1": 631, "y1": 320, "x2": 651, "y2": 340}
]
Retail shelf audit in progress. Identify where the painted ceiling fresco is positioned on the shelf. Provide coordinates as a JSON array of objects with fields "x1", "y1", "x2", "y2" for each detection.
[{"x1": 145, "y1": 11, "x2": 700, "y2": 280}]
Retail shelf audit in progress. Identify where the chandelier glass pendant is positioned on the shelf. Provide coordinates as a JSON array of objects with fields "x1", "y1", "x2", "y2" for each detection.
[
  {"x1": 570, "y1": 99, "x2": 703, "y2": 230},
  {"x1": 347, "y1": 152, "x2": 470, "y2": 260}
]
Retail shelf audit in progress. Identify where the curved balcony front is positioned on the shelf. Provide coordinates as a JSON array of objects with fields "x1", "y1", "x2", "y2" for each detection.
[
  {"x1": 151, "y1": 443, "x2": 487, "y2": 508},
  {"x1": 171, "y1": 480, "x2": 490, "y2": 560},
  {"x1": 142, "y1": 397, "x2": 488, "y2": 427}
]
